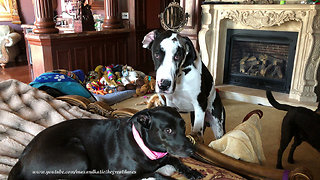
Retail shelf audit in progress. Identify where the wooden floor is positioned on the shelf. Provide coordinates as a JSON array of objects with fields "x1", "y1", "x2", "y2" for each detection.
[{"x1": 0, "y1": 65, "x2": 33, "y2": 84}]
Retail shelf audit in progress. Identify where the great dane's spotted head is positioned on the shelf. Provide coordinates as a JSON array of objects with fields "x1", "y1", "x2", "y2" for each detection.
[{"x1": 142, "y1": 30, "x2": 197, "y2": 94}]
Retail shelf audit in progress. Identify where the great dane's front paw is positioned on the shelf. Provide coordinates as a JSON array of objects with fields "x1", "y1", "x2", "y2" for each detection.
[
  {"x1": 184, "y1": 169, "x2": 204, "y2": 180},
  {"x1": 188, "y1": 133, "x2": 204, "y2": 144},
  {"x1": 288, "y1": 157, "x2": 295, "y2": 164},
  {"x1": 276, "y1": 164, "x2": 283, "y2": 169}
]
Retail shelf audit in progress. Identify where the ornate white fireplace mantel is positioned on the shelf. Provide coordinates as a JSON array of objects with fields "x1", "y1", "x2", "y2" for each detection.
[{"x1": 198, "y1": 4, "x2": 320, "y2": 102}]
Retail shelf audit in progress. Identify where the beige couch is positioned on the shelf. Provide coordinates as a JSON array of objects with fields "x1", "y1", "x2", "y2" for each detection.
[{"x1": 0, "y1": 25, "x2": 21, "y2": 68}]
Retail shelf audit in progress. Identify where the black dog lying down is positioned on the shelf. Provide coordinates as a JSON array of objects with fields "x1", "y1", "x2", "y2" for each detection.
[
  {"x1": 9, "y1": 106, "x2": 203, "y2": 180},
  {"x1": 266, "y1": 91, "x2": 320, "y2": 169}
]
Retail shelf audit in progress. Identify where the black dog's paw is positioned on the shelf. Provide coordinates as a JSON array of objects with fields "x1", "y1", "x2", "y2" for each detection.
[
  {"x1": 167, "y1": 157, "x2": 203, "y2": 179},
  {"x1": 153, "y1": 173, "x2": 176, "y2": 180},
  {"x1": 184, "y1": 169, "x2": 204, "y2": 180}
]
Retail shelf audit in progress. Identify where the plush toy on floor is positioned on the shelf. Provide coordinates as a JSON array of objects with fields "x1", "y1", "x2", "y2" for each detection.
[
  {"x1": 136, "y1": 94, "x2": 166, "y2": 108},
  {"x1": 94, "y1": 65, "x2": 105, "y2": 78},
  {"x1": 86, "y1": 71, "x2": 99, "y2": 82},
  {"x1": 134, "y1": 75, "x2": 156, "y2": 97},
  {"x1": 86, "y1": 81, "x2": 108, "y2": 95},
  {"x1": 121, "y1": 65, "x2": 145, "y2": 86},
  {"x1": 100, "y1": 66, "x2": 119, "y2": 87},
  {"x1": 87, "y1": 65, "x2": 119, "y2": 94}
]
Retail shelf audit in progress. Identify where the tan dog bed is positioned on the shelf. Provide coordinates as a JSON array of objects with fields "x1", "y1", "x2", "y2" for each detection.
[{"x1": 208, "y1": 110, "x2": 266, "y2": 164}]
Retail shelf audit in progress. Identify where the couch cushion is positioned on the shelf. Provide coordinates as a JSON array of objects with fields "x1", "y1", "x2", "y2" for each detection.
[{"x1": 0, "y1": 25, "x2": 12, "y2": 37}]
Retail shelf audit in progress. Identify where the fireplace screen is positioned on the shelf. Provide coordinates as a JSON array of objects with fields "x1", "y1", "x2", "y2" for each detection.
[{"x1": 224, "y1": 29, "x2": 298, "y2": 93}]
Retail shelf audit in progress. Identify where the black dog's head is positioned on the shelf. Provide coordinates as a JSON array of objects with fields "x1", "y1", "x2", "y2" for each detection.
[
  {"x1": 131, "y1": 106, "x2": 194, "y2": 157},
  {"x1": 142, "y1": 30, "x2": 197, "y2": 94}
]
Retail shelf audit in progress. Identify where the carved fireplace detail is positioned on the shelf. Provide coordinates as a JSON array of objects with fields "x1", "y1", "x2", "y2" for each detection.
[{"x1": 199, "y1": 4, "x2": 320, "y2": 102}]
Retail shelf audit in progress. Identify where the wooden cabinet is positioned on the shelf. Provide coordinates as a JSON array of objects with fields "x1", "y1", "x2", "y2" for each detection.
[
  {"x1": 180, "y1": 0, "x2": 202, "y2": 50},
  {"x1": 127, "y1": 0, "x2": 160, "y2": 74},
  {"x1": 25, "y1": 30, "x2": 130, "y2": 78}
]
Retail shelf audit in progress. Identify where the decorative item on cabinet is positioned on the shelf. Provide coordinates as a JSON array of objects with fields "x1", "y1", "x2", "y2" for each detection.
[
  {"x1": 159, "y1": 0, "x2": 189, "y2": 33},
  {"x1": 57, "y1": 0, "x2": 94, "y2": 32},
  {"x1": 77, "y1": 0, "x2": 95, "y2": 32},
  {"x1": 93, "y1": 14, "x2": 104, "y2": 31}
]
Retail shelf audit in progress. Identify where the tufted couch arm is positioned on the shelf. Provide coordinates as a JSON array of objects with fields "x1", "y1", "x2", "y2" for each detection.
[
  {"x1": 0, "y1": 26, "x2": 22, "y2": 68},
  {"x1": 3, "y1": 32, "x2": 21, "y2": 47}
]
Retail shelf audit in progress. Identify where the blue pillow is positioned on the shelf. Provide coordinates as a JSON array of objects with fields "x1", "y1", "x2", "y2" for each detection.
[{"x1": 30, "y1": 72, "x2": 94, "y2": 100}]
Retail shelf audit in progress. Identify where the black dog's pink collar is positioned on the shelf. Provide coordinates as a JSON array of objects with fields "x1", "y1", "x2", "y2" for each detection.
[{"x1": 132, "y1": 124, "x2": 167, "y2": 160}]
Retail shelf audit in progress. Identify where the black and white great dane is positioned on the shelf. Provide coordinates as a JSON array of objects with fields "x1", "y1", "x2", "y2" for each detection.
[{"x1": 142, "y1": 30, "x2": 225, "y2": 139}]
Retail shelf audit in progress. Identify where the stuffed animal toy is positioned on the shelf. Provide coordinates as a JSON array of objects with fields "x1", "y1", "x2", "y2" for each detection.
[
  {"x1": 100, "y1": 66, "x2": 119, "y2": 87},
  {"x1": 116, "y1": 76, "x2": 140, "y2": 92},
  {"x1": 116, "y1": 85, "x2": 126, "y2": 91},
  {"x1": 86, "y1": 81, "x2": 108, "y2": 95},
  {"x1": 136, "y1": 70, "x2": 146, "y2": 79},
  {"x1": 100, "y1": 76, "x2": 118, "y2": 87},
  {"x1": 88, "y1": 65, "x2": 119, "y2": 94},
  {"x1": 105, "y1": 66, "x2": 115, "y2": 80},
  {"x1": 135, "y1": 77, "x2": 144, "y2": 88},
  {"x1": 111, "y1": 64, "x2": 123, "y2": 74},
  {"x1": 114, "y1": 71, "x2": 122, "y2": 85},
  {"x1": 148, "y1": 76, "x2": 156, "y2": 91},
  {"x1": 121, "y1": 65, "x2": 136, "y2": 86},
  {"x1": 121, "y1": 65, "x2": 134, "y2": 77},
  {"x1": 86, "y1": 71, "x2": 99, "y2": 82},
  {"x1": 121, "y1": 65, "x2": 146, "y2": 86},
  {"x1": 146, "y1": 94, "x2": 165, "y2": 108},
  {"x1": 94, "y1": 65, "x2": 105, "y2": 78},
  {"x1": 134, "y1": 76, "x2": 156, "y2": 97},
  {"x1": 103, "y1": 86, "x2": 115, "y2": 94},
  {"x1": 136, "y1": 94, "x2": 166, "y2": 109}
]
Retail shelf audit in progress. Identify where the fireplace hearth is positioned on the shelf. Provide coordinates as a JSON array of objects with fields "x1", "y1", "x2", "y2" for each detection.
[{"x1": 224, "y1": 29, "x2": 298, "y2": 93}]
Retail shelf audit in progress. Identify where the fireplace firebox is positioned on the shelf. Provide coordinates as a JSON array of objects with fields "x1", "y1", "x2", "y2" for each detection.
[{"x1": 223, "y1": 29, "x2": 298, "y2": 93}]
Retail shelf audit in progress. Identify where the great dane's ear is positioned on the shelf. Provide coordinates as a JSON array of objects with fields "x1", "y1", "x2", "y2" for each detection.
[
  {"x1": 142, "y1": 30, "x2": 161, "y2": 49},
  {"x1": 183, "y1": 36, "x2": 197, "y2": 68}
]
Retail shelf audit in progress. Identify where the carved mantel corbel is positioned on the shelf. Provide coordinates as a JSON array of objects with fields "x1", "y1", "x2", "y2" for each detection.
[{"x1": 297, "y1": 10, "x2": 320, "y2": 101}]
